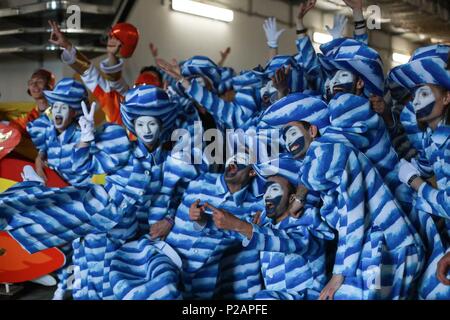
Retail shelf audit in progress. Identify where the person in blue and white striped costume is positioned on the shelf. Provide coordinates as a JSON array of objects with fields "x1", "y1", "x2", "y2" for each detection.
[
  {"x1": 390, "y1": 44, "x2": 450, "y2": 299},
  {"x1": 27, "y1": 78, "x2": 90, "y2": 186},
  {"x1": 24, "y1": 78, "x2": 91, "y2": 299},
  {"x1": 263, "y1": 92, "x2": 425, "y2": 299},
  {"x1": 164, "y1": 150, "x2": 265, "y2": 300},
  {"x1": 211, "y1": 155, "x2": 334, "y2": 300},
  {"x1": 0, "y1": 85, "x2": 192, "y2": 300}
]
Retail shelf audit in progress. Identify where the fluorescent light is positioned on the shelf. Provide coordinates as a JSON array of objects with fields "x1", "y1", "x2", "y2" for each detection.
[
  {"x1": 172, "y1": 0, "x2": 234, "y2": 22},
  {"x1": 313, "y1": 32, "x2": 333, "y2": 45},
  {"x1": 392, "y1": 52, "x2": 411, "y2": 64}
]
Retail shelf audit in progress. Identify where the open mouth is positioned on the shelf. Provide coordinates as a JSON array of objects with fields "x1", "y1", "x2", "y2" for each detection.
[
  {"x1": 333, "y1": 86, "x2": 345, "y2": 93},
  {"x1": 265, "y1": 201, "x2": 275, "y2": 212},
  {"x1": 54, "y1": 116, "x2": 63, "y2": 126},
  {"x1": 225, "y1": 164, "x2": 238, "y2": 177},
  {"x1": 290, "y1": 143, "x2": 300, "y2": 153},
  {"x1": 144, "y1": 134, "x2": 154, "y2": 140}
]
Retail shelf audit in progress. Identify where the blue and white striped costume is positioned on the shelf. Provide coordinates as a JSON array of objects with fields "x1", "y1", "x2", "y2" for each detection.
[
  {"x1": 165, "y1": 174, "x2": 264, "y2": 300},
  {"x1": 389, "y1": 44, "x2": 450, "y2": 299},
  {"x1": 301, "y1": 135, "x2": 425, "y2": 300},
  {"x1": 250, "y1": 214, "x2": 333, "y2": 301},
  {"x1": 26, "y1": 78, "x2": 89, "y2": 298},
  {"x1": 247, "y1": 157, "x2": 334, "y2": 300}
]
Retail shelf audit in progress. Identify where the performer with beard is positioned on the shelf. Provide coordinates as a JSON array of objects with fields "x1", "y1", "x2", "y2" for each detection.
[
  {"x1": 210, "y1": 156, "x2": 334, "y2": 300},
  {"x1": 164, "y1": 151, "x2": 264, "y2": 299}
]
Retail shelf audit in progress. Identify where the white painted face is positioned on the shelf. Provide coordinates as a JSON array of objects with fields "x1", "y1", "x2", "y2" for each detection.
[
  {"x1": 284, "y1": 126, "x2": 305, "y2": 154},
  {"x1": 413, "y1": 85, "x2": 436, "y2": 119},
  {"x1": 329, "y1": 70, "x2": 355, "y2": 95},
  {"x1": 264, "y1": 182, "x2": 283, "y2": 202},
  {"x1": 52, "y1": 102, "x2": 71, "y2": 130},
  {"x1": 260, "y1": 80, "x2": 278, "y2": 105},
  {"x1": 134, "y1": 116, "x2": 161, "y2": 145}
]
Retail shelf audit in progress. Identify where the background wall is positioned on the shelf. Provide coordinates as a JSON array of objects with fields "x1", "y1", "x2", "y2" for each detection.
[{"x1": 0, "y1": 0, "x2": 420, "y2": 102}]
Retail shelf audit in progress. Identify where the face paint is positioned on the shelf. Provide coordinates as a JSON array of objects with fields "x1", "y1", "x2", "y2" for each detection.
[
  {"x1": 264, "y1": 181, "x2": 284, "y2": 218},
  {"x1": 52, "y1": 102, "x2": 72, "y2": 131},
  {"x1": 324, "y1": 78, "x2": 332, "y2": 101},
  {"x1": 134, "y1": 116, "x2": 161, "y2": 145},
  {"x1": 260, "y1": 80, "x2": 278, "y2": 107},
  {"x1": 283, "y1": 126, "x2": 306, "y2": 158},
  {"x1": 413, "y1": 85, "x2": 436, "y2": 120},
  {"x1": 329, "y1": 70, "x2": 355, "y2": 95},
  {"x1": 225, "y1": 153, "x2": 250, "y2": 178}
]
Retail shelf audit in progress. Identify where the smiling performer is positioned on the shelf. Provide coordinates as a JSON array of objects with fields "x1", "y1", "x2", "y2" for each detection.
[
  {"x1": 389, "y1": 44, "x2": 450, "y2": 299},
  {"x1": 214, "y1": 156, "x2": 334, "y2": 300},
  {"x1": 261, "y1": 93, "x2": 425, "y2": 300},
  {"x1": 164, "y1": 150, "x2": 264, "y2": 300}
]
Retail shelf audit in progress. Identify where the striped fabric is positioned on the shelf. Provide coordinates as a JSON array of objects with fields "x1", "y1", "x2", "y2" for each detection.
[
  {"x1": 300, "y1": 134, "x2": 425, "y2": 299},
  {"x1": 218, "y1": 67, "x2": 236, "y2": 94},
  {"x1": 389, "y1": 45, "x2": 450, "y2": 91},
  {"x1": 400, "y1": 102, "x2": 425, "y2": 153},
  {"x1": 295, "y1": 36, "x2": 324, "y2": 93},
  {"x1": 120, "y1": 85, "x2": 178, "y2": 140},
  {"x1": 265, "y1": 55, "x2": 305, "y2": 94},
  {"x1": 245, "y1": 212, "x2": 334, "y2": 300},
  {"x1": 259, "y1": 93, "x2": 330, "y2": 134},
  {"x1": 26, "y1": 121, "x2": 91, "y2": 186},
  {"x1": 185, "y1": 78, "x2": 261, "y2": 130},
  {"x1": 407, "y1": 123, "x2": 450, "y2": 299},
  {"x1": 232, "y1": 68, "x2": 266, "y2": 91},
  {"x1": 181, "y1": 56, "x2": 222, "y2": 92},
  {"x1": 318, "y1": 39, "x2": 385, "y2": 97},
  {"x1": 165, "y1": 173, "x2": 264, "y2": 300},
  {"x1": 43, "y1": 78, "x2": 88, "y2": 110},
  {"x1": 109, "y1": 236, "x2": 182, "y2": 300}
]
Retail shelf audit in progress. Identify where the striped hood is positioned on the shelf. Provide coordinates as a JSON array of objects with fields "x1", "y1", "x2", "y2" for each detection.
[
  {"x1": 388, "y1": 44, "x2": 450, "y2": 92},
  {"x1": 318, "y1": 38, "x2": 385, "y2": 97},
  {"x1": 43, "y1": 78, "x2": 87, "y2": 110},
  {"x1": 120, "y1": 85, "x2": 178, "y2": 141}
]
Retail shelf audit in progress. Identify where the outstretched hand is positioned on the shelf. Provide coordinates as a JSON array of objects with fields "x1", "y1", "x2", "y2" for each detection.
[
  {"x1": 218, "y1": 47, "x2": 231, "y2": 67},
  {"x1": 263, "y1": 17, "x2": 285, "y2": 49},
  {"x1": 297, "y1": 0, "x2": 316, "y2": 21},
  {"x1": 156, "y1": 58, "x2": 183, "y2": 81},
  {"x1": 272, "y1": 66, "x2": 291, "y2": 98},
  {"x1": 48, "y1": 20, "x2": 72, "y2": 50},
  {"x1": 79, "y1": 101, "x2": 96, "y2": 143},
  {"x1": 326, "y1": 14, "x2": 348, "y2": 40}
]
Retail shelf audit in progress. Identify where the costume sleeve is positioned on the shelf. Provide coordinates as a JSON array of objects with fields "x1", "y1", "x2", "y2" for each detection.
[
  {"x1": 185, "y1": 80, "x2": 257, "y2": 129},
  {"x1": 243, "y1": 210, "x2": 333, "y2": 255},
  {"x1": 295, "y1": 36, "x2": 324, "y2": 92},
  {"x1": 302, "y1": 143, "x2": 365, "y2": 277},
  {"x1": 416, "y1": 184, "x2": 450, "y2": 220},
  {"x1": 26, "y1": 114, "x2": 51, "y2": 154},
  {"x1": 72, "y1": 124, "x2": 131, "y2": 175}
]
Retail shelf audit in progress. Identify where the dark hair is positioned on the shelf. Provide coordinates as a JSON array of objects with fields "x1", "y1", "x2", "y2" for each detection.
[
  {"x1": 298, "y1": 121, "x2": 321, "y2": 138},
  {"x1": 140, "y1": 66, "x2": 163, "y2": 82}
]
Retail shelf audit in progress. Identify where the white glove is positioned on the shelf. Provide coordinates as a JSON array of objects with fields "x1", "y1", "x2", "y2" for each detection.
[
  {"x1": 326, "y1": 14, "x2": 348, "y2": 40},
  {"x1": 79, "y1": 101, "x2": 96, "y2": 143},
  {"x1": 263, "y1": 17, "x2": 285, "y2": 49},
  {"x1": 21, "y1": 165, "x2": 45, "y2": 185},
  {"x1": 398, "y1": 159, "x2": 420, "y2": 185}
]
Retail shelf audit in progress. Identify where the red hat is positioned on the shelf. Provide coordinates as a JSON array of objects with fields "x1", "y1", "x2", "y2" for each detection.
[
  {"x1": 110, "y1": 23, "x2": 139, "y2": 58},
  {"x1": 134, "y1": 72, "x2": 162, "y2": 88}
]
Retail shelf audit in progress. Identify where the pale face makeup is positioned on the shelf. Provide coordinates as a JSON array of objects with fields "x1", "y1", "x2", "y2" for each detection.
[
  {"x1": 52, "y1": 102, "x2": 72, "y2": 131},
  {"x1": 329, "y1": 70, "x2": 355, "y2": 95},
  {"x1": 260, "y1": 80, "x2": 278, "y2": 107},
  {"x1": 413, "y1": 85, "x2": 436, "y2": 120},
  {"x1": 134, "y1": 116, "x2": 161, "y2": 145},
  {"x1": 284, "y1": 125, "x2": 306, "y2": 158},
  {"x1": 264, "y1": 182, "x2": 284, "y2": 218},
  {"x1": 225, "y1": 152, "x2": 251, "y2": 179}
]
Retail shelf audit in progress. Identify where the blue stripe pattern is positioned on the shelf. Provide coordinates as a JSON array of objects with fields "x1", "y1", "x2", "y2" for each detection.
[{"x1": 43, "y1": 78, "x2": 87, "y2": 110}]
